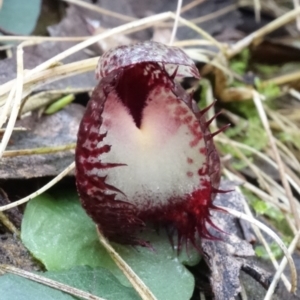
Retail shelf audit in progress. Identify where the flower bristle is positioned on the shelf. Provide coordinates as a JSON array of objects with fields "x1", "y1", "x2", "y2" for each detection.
[{"x1": 75, "y1": 41, "x2": 224, "y2": 250}]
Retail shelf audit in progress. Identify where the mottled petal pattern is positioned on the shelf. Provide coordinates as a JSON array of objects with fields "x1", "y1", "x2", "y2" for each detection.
[{"x1": 96, "y1": 41, "x2": 200, "y2": 80}]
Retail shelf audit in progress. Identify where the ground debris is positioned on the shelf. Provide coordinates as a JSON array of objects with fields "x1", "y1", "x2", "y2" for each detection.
[
  {"x1": 0, "y1": 104, "x2": 83, "y2": 179},
  {"x1": 201, "y1": 181, "x2": 271, "y2": 300}
]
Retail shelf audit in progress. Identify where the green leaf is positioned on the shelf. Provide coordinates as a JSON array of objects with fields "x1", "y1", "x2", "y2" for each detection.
[
  {"x1": 253, "y1": 64, "x2": 280, "y2": 76},
  {"x1": 44, "y1": 94, "x2": 75, "y2": 115},
  {"x1": 0, "y1": 266, "x2": 139, "y2": 300},
  {"x1": 250, "y1": 198, "x2": 284, "y2": 222},
  {"x1": 21, "y1": 190, "x2": 200, "y2": 300},
  {"x1": 229, "y1": 49, "x2": 250, "y2": 75},
  {"x1": 0, "y1": 274, "x2": 74, "y2": 300},
  {"x1": 225, "y1": 116, "x2": 268, "y2": 153},
  {"x1": 255, "y1": 78, "x2": 281, "y2": 99},
  {"x1": 278, "y1": 132, "x2": 300, "y2": 150},
  {"x1": 255, "y1": 242, "x2": 283, "y2": 260},
  {"x1": 0, "y1": 0, "x2": 41, "y2": 35},
  {"x1": 231, "y1": 159, "x2": 249, "y2": 171}
]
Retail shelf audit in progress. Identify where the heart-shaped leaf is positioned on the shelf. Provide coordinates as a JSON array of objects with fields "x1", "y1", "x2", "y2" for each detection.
[
  {"x1": 0, "y1": 0, "x2": 41, "y2": 35},
  {"x1": 21, "y1": 189, "x2": 200, "y2": 300},
  {"x1": 0, "y1": 266, "x2": 139, "y2": 300}
]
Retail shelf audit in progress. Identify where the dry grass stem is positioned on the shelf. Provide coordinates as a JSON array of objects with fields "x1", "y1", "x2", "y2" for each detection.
[
  {"x1": 173, "y1": 39, "x2": 221, "y2": 47},
  {"x1": 0, "y1": 57, "x2": 98, "y2": 101},
  {"x1": 62, "y1": 0, "x2": 135, "y2": 22},
  {"x1": 261, "y1": 70, "x2": 300, "y2": 87},
  {"x1": 289, "y1": 88, "x2": 300, "y2": 101},
  {"x1": 223, "y1": 169, "x2": 292, "y2": 290},
  {"x1": 185, "y1": 49, "x2": 237, "y2": 80},
  {"x1": 0, "y1": 162, "x2": 75, "y2": 212},
  {"x1": 0, "y1": 85, "x2": 16, "y2": 128},
  {"x1": 169, "y1": 0, "x2": 183, "y2": 45},
  {"x1": 200, "y1": 292, "x2": 206, "y2": 300},
  {"x1": 0, "y1": 44, "x2": 13, "y2": 51},
  {"x1": 0, "y1": 43, "x2": 25, "y2": 158},
  {"x1": 184, "y1": 48, "x2": 219, "y2": 57},
  {"x1": 0, "y1": 36, "x2": 89, "y2": 42},
  {"x1": 240, "y1": 282, "x2": 248, "y2": 300},
  {"x1": 217, "y1": 137, "x2": 298, "y2": 194},
  {"x1": 284, "y1": 167, "x2": 300, "y2": 197},
  {"x1": 2, "y1": 143, "x2": 76, "y2": 157},
  {"x1": 293, "y1": 0, "x2": 300, "y2": 29},
  {"x1": 253, "y1": 0, "x2": 261, "y2": 22},
  {"x1": 97, "y1": 229, "x2": 157, "y2": 300},
  {"x1": 219, "y1": 206, "x2": 297, "y2": 292},
  {"x1": 0, "y1": 265, "x2": 106, "y2": 300},
  {"x1": 264, "y1": 231, "x2": 300, "y2": 299},
  {"x1": 180, "y1": 0, "x2": 204, "y2": 13},
  {"x1": 252, "y1": 91, "x2": 300, "y2": 230},
  {"x1": 275, "y1": 139, "x2": 300, "y2": 171},
  {"x1": 223, "y1": 168, "x2": 289, "y2": 212},
  {"x1": 19, "y1": 12, "x2": 172, "y2": 83},
  {"x1": 178, "y1": 16, "x2": 226, "y2": 53},
  {"x1": 204, "y1": 80, "x2": 217, "y2": 128},
  {"x1": 20, "y1": 88, "x2": 92, "y2": 115},
  {"x1": 225, "y1": 138, "x2": 273, "y2": 195},
  {"x1": 0, "y1": 212, "x2": 20, "y2": 237},
  {"x1": 227, "y1": 7, "x2": 300, "y2": 57},
  {"x1": 267, "y1": 108, "x2": 298, "y2": 132},
  {"x1": 190, "y1": 4, "x2": 238, "y2": 24},
  {"x1": 162, "y1": 4, "x2": 239, "y2": 27},
  {"x1": 0, "y1": 127, "x2": 26, "y2": 133},
  {"x1": 223, "y1": 165, "x2": 291, "y2": 213}
]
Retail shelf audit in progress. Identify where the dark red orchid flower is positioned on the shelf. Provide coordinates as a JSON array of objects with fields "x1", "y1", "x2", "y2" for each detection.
[{"x1": 75, "y1": 41, "x2": 224, "y2": 249}]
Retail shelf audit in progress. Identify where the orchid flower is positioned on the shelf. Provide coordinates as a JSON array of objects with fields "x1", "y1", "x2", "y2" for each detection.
[{"x1": 75, "y1": 41, "x2": 225, "y2": 249}]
